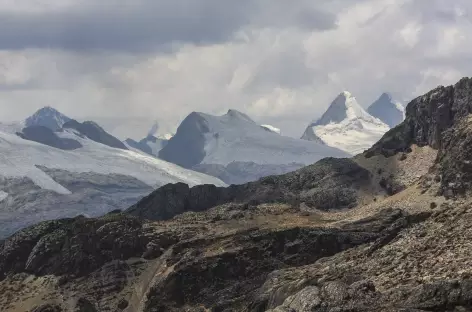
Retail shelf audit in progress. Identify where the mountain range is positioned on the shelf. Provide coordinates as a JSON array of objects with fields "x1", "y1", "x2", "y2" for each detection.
[
  {"x1": 158, "y1": 109, "x2": 349, "y2": 184},
  {"x1": 0, "y1": 108, "x2": 224, "y2": 238},
  {"x1": 0, "y1": 92, "x2": 404, "y2": 237},
  {"x1": 3, "y1": 78, "x2": 472, "y2": 311},
  {"x1": 301, "y1": 91, "x2": 404, "y2": 155}
]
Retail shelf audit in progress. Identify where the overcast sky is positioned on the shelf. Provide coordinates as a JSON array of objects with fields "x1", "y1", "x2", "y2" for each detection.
[{"x1": 0, "y1": 0, "x2": 470, "y2": 139}]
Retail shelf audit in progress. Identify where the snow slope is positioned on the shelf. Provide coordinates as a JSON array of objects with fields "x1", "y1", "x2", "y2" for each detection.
[
  {"x1": 160, "y1": 109, "x2": 349, "y2": 171},
  {"x1": 301, "y1": 91, "x2": 390, "y2": 156},
  {"x1": 0, "y1": 191, "x2": 8, "y2": 202},
  {"x1": 367, "y1": 93, "x2": 405, "y2": 128},
  {"x1": 261, "y1": 124, "x2": 281, "y2": 135},
  {"x1": 0, "y1": 128, "x2": 225, "y2": 195},
  {"x1": 0, "y1": 112, "x2": 225, "y2": 238}
]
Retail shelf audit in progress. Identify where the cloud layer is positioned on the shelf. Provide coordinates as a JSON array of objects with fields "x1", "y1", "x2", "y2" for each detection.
[{"x1": 0, "y1": 0, "x2": 471, "y2": 139}]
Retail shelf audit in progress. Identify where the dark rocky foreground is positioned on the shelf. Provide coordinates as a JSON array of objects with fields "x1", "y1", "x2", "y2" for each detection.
[
  {"x1": 4, "y1": 78, "x2": 472, "y2": 311},
  {"x1": 0, "y1": 205, "x2": 434, "y2": 311},
  {"x1": 127, "y1": 157, "x2": 372, "y2": 220}
]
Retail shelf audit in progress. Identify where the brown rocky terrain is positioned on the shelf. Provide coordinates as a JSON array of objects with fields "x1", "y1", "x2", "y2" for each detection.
[{"x1": 3, "y1": 78, "x2": 472, "y2": 311}]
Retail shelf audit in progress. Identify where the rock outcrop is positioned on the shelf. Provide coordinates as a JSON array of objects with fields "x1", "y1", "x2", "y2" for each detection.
[
  {"x1": 435, "y1": 115, "x2": 472, "y2": 197},
  {"x1": 127, "y1": 158, "x2": 372, "y2": 220},
  {"x1": 367, "y1": 77, "x2": 472, "y2": 157},
  {"x1": 0, "y1": 214, "x2": 172, "y2": 279}
]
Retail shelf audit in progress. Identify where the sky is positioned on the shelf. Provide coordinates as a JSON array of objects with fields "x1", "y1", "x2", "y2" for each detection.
[{"x1": 0, "y1": 0, "x2": 470, "y2": 139}]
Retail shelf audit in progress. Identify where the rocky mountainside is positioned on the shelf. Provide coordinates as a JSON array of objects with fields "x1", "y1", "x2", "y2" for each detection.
[
  {"x1": 159, "y1": 109, "x2": 349, "y2": 184},
  {"x1": 4, "y1": 78, "x2": 472, "y2": 311},
  {"x1": 367, "y1": 93, "x2": 405, "y2": 128},
  {"x1": 301, "y1": 91, "x2": 390, "y2": 155}
]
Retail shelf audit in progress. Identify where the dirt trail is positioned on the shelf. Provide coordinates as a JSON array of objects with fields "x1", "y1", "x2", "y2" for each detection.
[{"x1": 125, "y1": 249, "x2": 174, "y2": 312}]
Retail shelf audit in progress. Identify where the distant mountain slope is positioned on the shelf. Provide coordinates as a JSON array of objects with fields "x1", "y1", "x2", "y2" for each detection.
[
  {"x1": 125, "y1": 135, "x2": 170, "y2": 157},
  {"x1": 367, "y1": 93, "x2": 405, "y2": 128},
  {"x1": 63, "y1": 119, "x2": 128, "y2": 150},
  {"x1": 159, "y1": 109, "x2": 349, "y2": 183},
  {"x1": 301, "y1": 91, "x2": 389, "y2": 155},
  {"x1": 17, "y1": 125, "x2": 82, "y2": 150},
  {"x1": 24, "y1": 106, "x2": 71, "y2": 131},
  {"x1": 0, "y1": 114, "x2": 225, "y2": 238}
]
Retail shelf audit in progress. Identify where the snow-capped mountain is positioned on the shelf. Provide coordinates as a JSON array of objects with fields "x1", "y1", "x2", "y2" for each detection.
[
  {"x1": 261, "y1": 124, "x2": 281, "y2": 135},
  {"x1": 24, "y1": 106, "x2": 71, "y2": 131},
  {"x1": 367, "y1": 93, "x2": 405, "y2": 128},
  {"x1": 301, "y1": 91, "x2": 390, "y2": 156},
  {"x1": 0, "y1": 108, "x2": 225, "y2": 238},
  {"x1": 159, "y1": 109, "x2": 349, "y2": 184}
]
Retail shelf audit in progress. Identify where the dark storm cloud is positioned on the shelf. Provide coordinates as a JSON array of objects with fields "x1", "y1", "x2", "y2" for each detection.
[{"x1": 0, "y1": 0, "x2": 336, "y2": 52}]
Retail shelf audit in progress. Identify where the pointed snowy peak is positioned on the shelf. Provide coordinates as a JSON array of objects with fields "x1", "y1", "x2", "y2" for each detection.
[
  {"x1": 25, "y1": 106, "x2": 71, "y2": 131},
  {"x1": 367, "y1": 92, "x2": 405, "y2": 128},
  {"x1": 301, "y1": 91, "x2": 390, "y2": 155},
  {"x1": 314, "y1": 91, "x2": 374, "y2": 126}
]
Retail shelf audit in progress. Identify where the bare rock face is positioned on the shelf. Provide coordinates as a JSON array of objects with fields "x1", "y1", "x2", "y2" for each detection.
[
  {"x1": 266, "y1": 279, "x2": 472, "y2": 312},
  {"x1": 367, "y1": 77, "x2": 472, "y2": 157},
  {"x1": 0, "y1": 214, "x2": 173, "y2": 279},
  {"x1": 127, "y1": 158, "x2": 371, "y2": 220},
  {"x1": 30, "y1": 304, "x2": 63, "y2": 312},
  {"x1": 436, "y1": 116, "x2": 472, "y2": 197}
]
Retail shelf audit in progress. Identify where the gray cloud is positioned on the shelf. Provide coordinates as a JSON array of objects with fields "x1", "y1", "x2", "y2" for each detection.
[
  {"x1": 0, "y1": 0, "x2": 471, "y2": 140},
  {"x1": 0, "y1": 0, "x2": 336, "y2": 52}
]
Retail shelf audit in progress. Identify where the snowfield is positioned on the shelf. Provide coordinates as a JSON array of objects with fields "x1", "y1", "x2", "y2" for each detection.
[
  {"x1": 261, "y1": 124, "x2": 281, "y2": 135},
  {"x1": 0, "y1": 191, "x2": 8, "y2": 202},
  {"x1": 0, "y1": 129, "x2": 225, "y2": 194},
  {"x1": 0, "y1": 126, "x2": 225, "y2": 238},
  {"x1": 194, "y1": 110, "x2": 347, "y2": 166}
]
